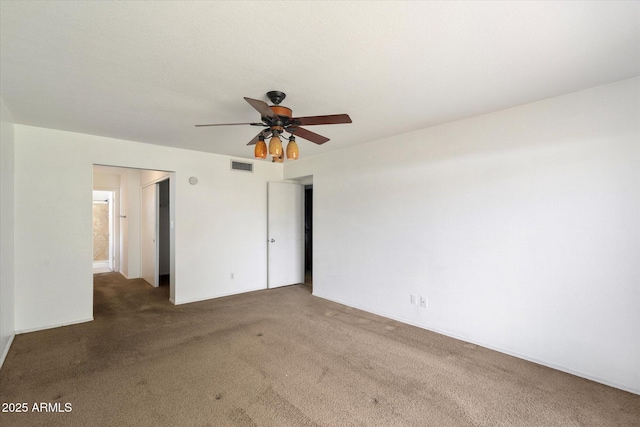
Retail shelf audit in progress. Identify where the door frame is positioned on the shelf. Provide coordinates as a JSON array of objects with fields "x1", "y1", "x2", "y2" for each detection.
[{"x1": 92, "y1": 166, "x2": 177, "y2": 314}]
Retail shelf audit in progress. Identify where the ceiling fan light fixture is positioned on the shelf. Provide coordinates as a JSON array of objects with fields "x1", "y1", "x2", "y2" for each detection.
[
  {"x1": 286, "y1": 135, "x2": 299, "y2": 160},
  {"x1": 195, "y1": 91, "x2": 352, "y2": 161},
  {"x1": 254, "y1": 135, "x2": 267, "y2": 159},
  {"x1": 268, "y1": 131, "x2": 283, "y2": 157}
]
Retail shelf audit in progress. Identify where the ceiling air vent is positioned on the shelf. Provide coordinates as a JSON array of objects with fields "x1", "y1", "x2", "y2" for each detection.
[{"x1": 230, "y1": 160, "x2": 253, "y2": 172}]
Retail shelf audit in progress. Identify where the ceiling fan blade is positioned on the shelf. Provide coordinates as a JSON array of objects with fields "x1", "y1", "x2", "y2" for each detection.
[
  {"x1": 195, "y1": 122, "x2": 265, "y2": 127},
  {"x1": 246, "y1": 129, "x2": 272, "y2": 146},
  {"x1": 287, "y1": 126, "x2": 330, "y2": 145},
  {"x1": 244, "y1": 97, "x2": 278, "y2": 119},
  {"x1": 291, "y1": 114, "x2": 352, "y2": 126}
]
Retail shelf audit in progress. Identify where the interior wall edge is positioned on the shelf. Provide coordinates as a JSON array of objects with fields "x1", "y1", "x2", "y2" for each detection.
[
  {"x1": 0, "y1": 95, "x2": 16, "y2": 371},
  {"x1": 0, "y1": 334, "x2": 15, "y2": 370}
]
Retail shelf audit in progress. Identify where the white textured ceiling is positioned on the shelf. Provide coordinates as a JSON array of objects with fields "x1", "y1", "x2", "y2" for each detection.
[{"x1": 1, "y1": 1, "x2": 638, "y2": 161}]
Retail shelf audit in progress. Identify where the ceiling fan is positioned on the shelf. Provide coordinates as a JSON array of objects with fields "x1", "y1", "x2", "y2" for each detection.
[{"x1": 195, "y1": 91, "x2": 352, "y2": 162}]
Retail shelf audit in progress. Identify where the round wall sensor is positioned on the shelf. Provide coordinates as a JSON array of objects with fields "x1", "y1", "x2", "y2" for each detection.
[{"x1": 188, "y1": 176, "x2": 198, "y2": 185}]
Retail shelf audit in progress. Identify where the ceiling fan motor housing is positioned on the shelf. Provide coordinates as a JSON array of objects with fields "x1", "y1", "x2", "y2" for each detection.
[
  {"x1": 269, "y1": 105, "x2": 292, "y2": 119},
  {"x1": 267, "y1": 103, "x2": 292, "y2": 133}
]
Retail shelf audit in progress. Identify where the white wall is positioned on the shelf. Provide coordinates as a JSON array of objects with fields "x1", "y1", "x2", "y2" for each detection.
[
  {"x1": 285, "y1": 77, "x2": 640, "y2": 394},
  {"x1": 13, "y1": 127, "x2": 282, "y2": 332},
  {"x1": 0, "y1": 97, "x2": 16, "y2": 367}
]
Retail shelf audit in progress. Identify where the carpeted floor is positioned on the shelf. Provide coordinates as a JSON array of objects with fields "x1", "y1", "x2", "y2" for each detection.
[{"x1": 0, "y1": 273, "x2": 638, "y2": 426}]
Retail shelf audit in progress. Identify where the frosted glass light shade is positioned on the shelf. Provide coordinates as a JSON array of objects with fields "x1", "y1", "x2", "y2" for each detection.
[
  {"x1": 254, "y1": 137, "x2": 267, "y2": 159},
  {"x1": 286, "y1": 137, "x2": 299, "y2": 160},
  {"x1": 268, "y1": 133, "x2": 283, "y2": 157}
]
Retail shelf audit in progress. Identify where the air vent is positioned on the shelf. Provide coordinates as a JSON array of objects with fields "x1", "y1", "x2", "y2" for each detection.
[{"x1": 230, "y1": 160, "x2": 253, "y2": 172}]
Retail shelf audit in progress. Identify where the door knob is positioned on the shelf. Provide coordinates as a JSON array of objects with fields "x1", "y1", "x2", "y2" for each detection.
[{"x1": 270, "y1": 239, "x2": 275, "y2": 243}]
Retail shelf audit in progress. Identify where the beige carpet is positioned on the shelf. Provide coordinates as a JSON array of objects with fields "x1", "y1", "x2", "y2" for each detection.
[{"x1": 0, "y1": 273, "x2": 638, "y2": 426}]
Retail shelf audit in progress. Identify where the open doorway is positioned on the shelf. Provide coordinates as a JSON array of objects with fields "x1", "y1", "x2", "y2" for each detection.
[
  {"x1": 304, "y1": 185, "x2": 313, "y2": 290},
  {"x1": 93, "y1": 165, "x2": 175, "y2": 303},
  {"x1": 141, "y1": 179, "x2": 171, "y2": 287},
  {"x1": 158, "y1": 179, "x2": 170, "y2": 287},
  {"x1": 92, "y1": 190, "x2": 116, "y2": 274}
]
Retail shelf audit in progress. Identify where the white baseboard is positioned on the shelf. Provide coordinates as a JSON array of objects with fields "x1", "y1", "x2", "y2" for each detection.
[
  {"x1": 93, "y1": 260, "x2": 111, "y2": 274},
  {"x1": 173, "y1": 286, "x2": 267, "y2": 305},
  {"x1": 15, "y1": 317, "x2": 94, "y2": 335},
  {"x1": 312, "y1": 291, "x2": 640, "y2": 396},
  {"x1": 0, "y1": 334, "x2": 15, "y2": 370}
]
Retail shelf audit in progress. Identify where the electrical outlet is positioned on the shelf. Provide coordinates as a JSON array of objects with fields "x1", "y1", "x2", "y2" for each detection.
[
  {"x1": 420, "y1": 296, "x2": 428, "y2": 308},
  {"x1": 230, "y1": 273, "x2": 234, "y2": 279},
  {"x1": 410, "y1": 294, "x2": 417, "y2": 305}
]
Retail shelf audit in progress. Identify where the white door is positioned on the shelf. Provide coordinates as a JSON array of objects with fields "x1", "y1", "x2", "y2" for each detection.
[
  {"x1": 268, "y1": 182, "x2": 304, "y2": 288},
  {"x1": 141, "y1": 184, "x2": 159, "y2": 287}
]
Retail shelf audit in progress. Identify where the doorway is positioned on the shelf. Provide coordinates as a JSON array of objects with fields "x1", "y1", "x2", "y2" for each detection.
[
  {"x1": 158, "y1": 179, "x2": 170, "y2": 286},
  {"x1": 92, "y1": 190, "x2": 116, "y2": 274},
  {"x1": 304, "y1": 185, "x2": 313, "y2": 289},
  {"x1": 141, "y1": 178, "x2": 171, "y2": 288},
  {"x1": 93, "y1": 165, "x2": 176, "y2": 304}
]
